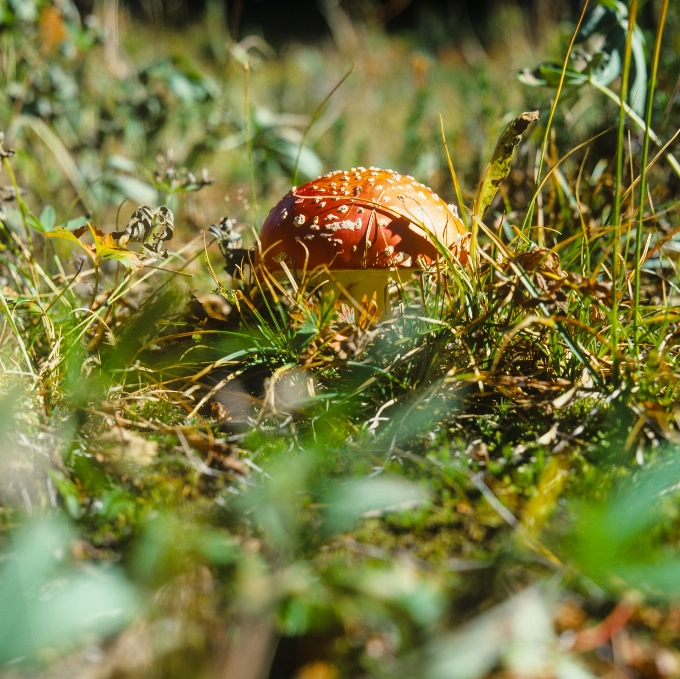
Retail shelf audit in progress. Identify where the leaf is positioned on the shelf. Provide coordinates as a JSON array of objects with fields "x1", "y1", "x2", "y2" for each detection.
[
  {"x1": 90, "y1": 224, "x2": 144, "y2": 270},
  {"x1": 98, "y1": 426, "x2": 158, "y2": 472},
  {"x1": 39, "y1": 204, "x2": 56, "y2": 231},
  {"x1": 39, "y1": 6, "x2": 67, "y2": 53},
  {"x1": 107, "y1": 174, "x2": 158, "y2": 205},
  {"x1": 0, "y1": 516, "x2": 138, "y2": 665},
  {"x1": 519, "y1": 0, "x2": 647, "y2": 116},
  {"x1": 324, "y1": 476, "x2": 429, "y2": 534},
  {"x1": 45, "y1": 224, "x2": 95, "y2": 260},
  {"x1": 64, "y1": 215, "x2": 88, "y2": 230},
  {"x1": 45, "y1": 223, "x2": 144, "y2": 270},
  {"x1": 473, "y1": 111, "x2": 539, "y2": 220},
  {"x1": 112, "y1": 205, "x2": 174, "y2": 259},
  {"x1": 427, "y1": 589, "x2": 595, "y2": 679}
]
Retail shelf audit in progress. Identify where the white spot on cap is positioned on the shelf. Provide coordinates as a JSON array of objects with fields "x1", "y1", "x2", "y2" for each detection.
[
  {"x1": 294, "y1": 215, "x2": 306, "y2": 226},
  {"x1": 337, "y1": 204, "x2": 349, "y2": 214},
  {"x1": 280, "y1": 208, "x2": 288, "y2": 220},
  {"x1": 326, "y1": 220, "x2": 358, "y2": 231}
]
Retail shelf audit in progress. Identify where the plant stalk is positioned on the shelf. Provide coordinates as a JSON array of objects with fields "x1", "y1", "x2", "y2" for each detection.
[
  {"x1": 633, "y1": 0, "x2": 670, "y2": 353},
  {"x1": 524, "y1": 0, "x2": 590, "y2": 245},
  {"x1": 589, "y1": 79, "x2": 680, "y2": 178},
  {"x1": 611, "y1": 0, "x2": 638, "y2": 385}
]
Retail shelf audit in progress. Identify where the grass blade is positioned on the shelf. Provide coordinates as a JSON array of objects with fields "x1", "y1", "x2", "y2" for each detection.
[{"x1": 634, "y1": 0, "x2": 669, "y2": 350}]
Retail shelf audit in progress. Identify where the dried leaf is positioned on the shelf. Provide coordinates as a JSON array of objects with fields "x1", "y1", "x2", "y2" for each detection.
[
  {"x1": 188, "y1": 293, "x2": 232, "y2": 323},
  {"x1": 113, "y1": 205, "x2": 174, "y2": 259},
  {"x1": 98, "y1": 427, "x2": 158, "y2": 472},
  {"x1": 39, "y1": 6, "x2": 67, "y2": 54},
  {"x1": 474, "y1": 111, "x2": 539, "y2": 219},
  {"x1": 183, "y1": 433, "x2": 247, "y2": 475}
]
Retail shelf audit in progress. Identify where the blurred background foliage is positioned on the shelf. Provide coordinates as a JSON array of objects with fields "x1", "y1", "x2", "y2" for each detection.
[{"x1": 3, "y1": 0, "x2": 680, "y2": 678}]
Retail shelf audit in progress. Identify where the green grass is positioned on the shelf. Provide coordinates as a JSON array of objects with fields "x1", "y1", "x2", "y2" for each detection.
[{"x1": 3, "y1": 1, "x2": 680, "y2": 678}]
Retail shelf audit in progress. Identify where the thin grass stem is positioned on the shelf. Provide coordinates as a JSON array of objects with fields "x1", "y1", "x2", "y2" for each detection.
[
  {"x1": 244, "y1": 62, "x2": 258, "y2": 226},
  {"x1": 589, "y1": 79, "x2": 680, "y2": 178},
  {"x1": 634, "y1": 0, "x2": 669, "y2": 352},
  {"x1": 523, "y1": 0, "x2": 590, "y2": 244},
  {"x1": 610, "y1": 0, "x2": 638, "y2": 385},
  {"x1": 292, "y1": 65, "x2": 354, "y2": 187}
]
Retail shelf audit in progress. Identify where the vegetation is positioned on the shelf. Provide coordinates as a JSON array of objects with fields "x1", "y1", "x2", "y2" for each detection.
[{"x1": 3, "y1": 0, "x2": 680, "y2": 677}]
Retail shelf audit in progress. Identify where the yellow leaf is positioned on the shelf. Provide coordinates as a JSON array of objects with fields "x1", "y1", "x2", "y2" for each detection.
[
  {"x1": 39, "y1": 6, "x2": 67, "y2": 55},
  {"x1": 45, "y1": 225, "x2": 95, "y2": 260},
  {"x1": 88, "y1": 224, "x2": 143, "y2": 270}
]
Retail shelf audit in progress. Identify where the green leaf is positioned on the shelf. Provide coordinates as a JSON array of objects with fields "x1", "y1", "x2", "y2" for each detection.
[
  {"x1": 473, "y1": 111, "x2": 539, "y2": 220},
  {"x1": 39, "y1": 205, "x2": 56, "y2": 231},
  {"x1": 65, "y1": 215, "x2": 88, "y2": 230},
  {"x1": 520, "y1": 0, "x2": 648, "y2": 116},
  {"x1": 324, "y1": 476, "x2": 429, "y2": 534},
  {"x1": 107, "y1": 174, "x2": 158, "y2": 205},
  {"x1": 0, "y1": 516, "x2": 138, "y2": 665}
]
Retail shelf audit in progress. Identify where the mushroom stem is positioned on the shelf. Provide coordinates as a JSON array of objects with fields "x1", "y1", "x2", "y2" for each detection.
[{"x1": 320, "y1": 269, "x2": 415, "y2": 320}]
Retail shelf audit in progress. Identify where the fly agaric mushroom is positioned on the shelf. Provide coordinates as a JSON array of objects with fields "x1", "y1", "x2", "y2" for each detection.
[{"x1": 257, "y1": 167, "x2": 468, "y2": 315}]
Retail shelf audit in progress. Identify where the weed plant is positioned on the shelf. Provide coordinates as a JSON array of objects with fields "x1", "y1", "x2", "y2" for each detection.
[{"x1": 3, "y1": 0, "x2": 680, "y2": 677}]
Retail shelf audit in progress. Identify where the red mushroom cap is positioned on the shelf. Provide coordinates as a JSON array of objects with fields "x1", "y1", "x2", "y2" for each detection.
[{"x1": 257, "y1": 167, "x2": 468, "y2": 274}]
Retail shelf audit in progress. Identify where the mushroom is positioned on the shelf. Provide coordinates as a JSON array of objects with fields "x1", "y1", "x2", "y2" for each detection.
[{"x1": 257, "y1": 167, "x2": 468, "y2": 316}]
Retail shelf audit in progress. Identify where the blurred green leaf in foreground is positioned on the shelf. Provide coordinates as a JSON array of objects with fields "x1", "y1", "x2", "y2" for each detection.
[{"x1": 0, "y1": 516, "x2": 138, "y2": 666}]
